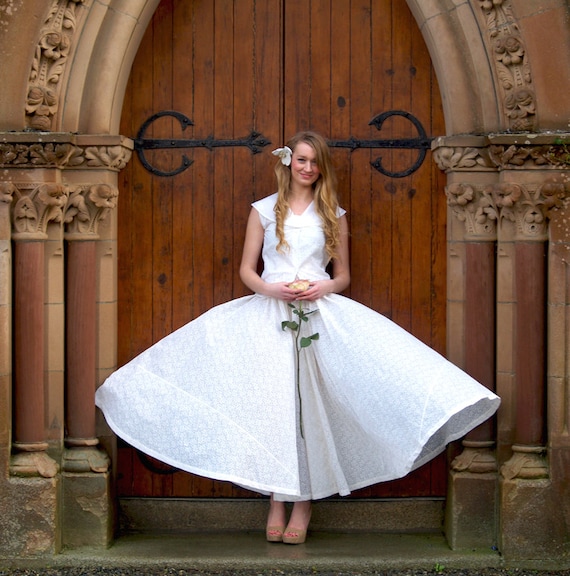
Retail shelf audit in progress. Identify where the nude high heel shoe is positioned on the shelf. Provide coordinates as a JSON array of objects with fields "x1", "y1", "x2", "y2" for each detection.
[
  {"x1": 283, "y1": 502, "x2": 311, "y2": 544},
  {"x1": 282, "y1": 527, "x2": 308, "y2": 544},
  {"x1": 266, "y1": 494, "x2": 286, "y2": 542},
  {"x1": 266, "y1": 525, "x2": 285, "y2": 542}
]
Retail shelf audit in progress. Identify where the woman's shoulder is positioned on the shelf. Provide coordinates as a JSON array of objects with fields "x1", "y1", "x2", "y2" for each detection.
[{"x1": 252, "y1": 193, "x2": 278, "y2": 221}]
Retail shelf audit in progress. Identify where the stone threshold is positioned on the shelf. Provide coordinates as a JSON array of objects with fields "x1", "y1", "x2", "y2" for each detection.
[{"x1": 119, "y1": 497, "x2": 444, "y2": 534}]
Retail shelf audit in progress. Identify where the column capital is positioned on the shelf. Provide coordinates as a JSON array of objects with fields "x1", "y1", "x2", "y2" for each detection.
[
  {"x1": 0, "y1": 132, "x2": 133, "y2": 172},
  {"x1": 64, "y1": 183, "x2": 118, "y2": 240},
  {"x1": 446, "y1": 177, "x2": 568, "y2": 241},
  {"x1": 433, "y1": 133, "x2": 570, "y2": 173}
]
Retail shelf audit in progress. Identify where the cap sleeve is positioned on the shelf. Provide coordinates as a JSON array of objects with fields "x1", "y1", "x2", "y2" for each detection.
[{"x1": 252, "y1": 193, "x2": 278, "y2": 228}]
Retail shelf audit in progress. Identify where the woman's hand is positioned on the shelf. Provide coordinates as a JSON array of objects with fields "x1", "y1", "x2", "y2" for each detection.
[
  {"x1": 293, "y1": 279, "x2": 335, "y2": 301},
  {"x1": 264, "y1": 282, "x2": 305, "y2": 302}
]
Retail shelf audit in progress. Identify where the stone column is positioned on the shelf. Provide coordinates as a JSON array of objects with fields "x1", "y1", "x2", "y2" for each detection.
[
  {"x1": 0, "y1": 132, "x2": 131, "y2": 555},
  {"x1": 436, "y1": 157, "x2": 500, "y2": 549},
  {"x1": 60, "y1": 177, "x2": 122, "y2": 549},
  {"x1": 58, "y1": 136, "x2": 130, "y2": 549},
  {"x1": 493, "y1": 163, "x2": 569, "y2": 558},
  {"x1": 435, "y1": 134, "x2": 570, "y2": 557},
  {"x1": 545, "y1": 171, "x2": 570, "y2": 558},
  {"x1": 10, "y1": 183, "x2": 66, "y2": 479}
]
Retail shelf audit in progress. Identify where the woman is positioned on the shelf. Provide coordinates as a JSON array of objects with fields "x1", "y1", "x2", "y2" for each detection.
[{"x1": 96, "y1": 131, "x2": 500, "y2": 545}]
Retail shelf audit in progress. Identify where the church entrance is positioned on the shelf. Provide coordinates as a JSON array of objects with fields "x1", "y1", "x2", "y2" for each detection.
[{"x1": 116, "y1": 0, "x2": 448, "y2": 500}]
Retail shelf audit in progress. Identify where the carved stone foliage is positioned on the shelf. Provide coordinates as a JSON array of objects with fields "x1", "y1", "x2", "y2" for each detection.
[
  {"x1": 11, "y1": 183, "x2": 68, "y2": 239},
  {"x1": 0, "y1": 182, "x2": 17, "y2": 204},
  {"x1": 26, "y1": 0, "x2": 86, "y2": 130},
  {"x1": 0, "y1": 142, "x2": 132, "y2": 171},
  {"x1": 434, "y1": 143, "x2": 567, "y2": 172},
  {"x1": 446, "y1": 178, "x2": 567, "y2": 239},
  {"x1": 432, "y1": 146, "x2": 495, "y2": 172},
  {"x1": 477, "y1": 0, "x2": 536, "y2": 131},
  {"x1": 489, "y1": 145, "x2": 562, "y2": 169},
  {"x1": 446, "y1": 183, "x2": 497, "y2": 238},
  {"x1": 64, "y1": 183, "x2": 118, "y2": 237},
  {"x1": 8, "y1": 181, "x2": 119, "y2": 239}
]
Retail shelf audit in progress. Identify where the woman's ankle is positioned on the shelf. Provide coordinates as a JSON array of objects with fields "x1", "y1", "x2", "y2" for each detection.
[
  {"x1": 267, "y1": 494, "x2": 287, "y2": 527},
  {"x1": 287, "y1": 500, "x2": 312, "y2": 530}
]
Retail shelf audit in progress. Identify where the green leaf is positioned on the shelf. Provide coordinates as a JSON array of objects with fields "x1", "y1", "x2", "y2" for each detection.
[
  {"x1": 310, "y1": 333, "x2": 319, "y2": 341},
  {"x1": 300, "y1": 337, "x2": 313, "y2": 348},
  {"x1": 282, "y1": 320, "x2": 299, "y2": 331}
]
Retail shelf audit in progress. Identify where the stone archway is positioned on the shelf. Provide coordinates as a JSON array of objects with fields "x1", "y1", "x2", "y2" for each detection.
[{"x1": 0, "y1": 0, "x2": 569, "y2": 560}]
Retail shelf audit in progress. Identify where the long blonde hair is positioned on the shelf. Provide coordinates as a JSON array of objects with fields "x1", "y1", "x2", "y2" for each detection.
[{"x1": 273, "y1": 131, "x2": 340, "y2": 259}]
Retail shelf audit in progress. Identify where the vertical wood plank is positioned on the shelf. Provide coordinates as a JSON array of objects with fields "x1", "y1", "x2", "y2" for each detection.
[
  {"x1": 253, "y1": 0, "x2": 283, "y2": 198},
  {"x1": 124, "y1": 11, "x2": 155, "y2": 362},
  {"x1": 231, "y1": 0, "x2": 254, "y2": 301},
  {"x1": 349, "y1": 0, "x2": 373, "y2": 308},
  {"x1": 370, "y1": 0, "x2": 394, "y2": 318},
  {"x1": 284, "y1": 0, "x2": 311, "y2": 133},
  {"x1": 171, "y1": 0, "x2": 196, "y2": 331},
  {"x1": 192, "y1": 0, "x2": 215, "y2": 318},
  {"x1": 152, "y1": 0, "x2": 174, "y2": 343},
  {"x1": 310, "y1": 0, "x2": 332, "y2": 133},
  {"x1": 388, "y1": 0, "x2": 413, "y2": 332},
  {"x1": 409, "y1": 0, "x2": 433, "y2": 345},
  {"x1": 330, "y1": 0, "x2": 352, "y2": 297}
]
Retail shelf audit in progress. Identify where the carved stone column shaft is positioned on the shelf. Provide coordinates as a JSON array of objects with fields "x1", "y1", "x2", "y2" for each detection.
[
  {"x1": 13, "y1": 240, "x2": 46, "y2": 450},
  {"x1": 465, "y1": 241, "x2": 497, "y2": 442},
  {"x1": 514, "y1": 242, "x2": 546, "y2": 446},
  {"x1": 65, "y1": 239, "x2": 97, "y2": 444}
]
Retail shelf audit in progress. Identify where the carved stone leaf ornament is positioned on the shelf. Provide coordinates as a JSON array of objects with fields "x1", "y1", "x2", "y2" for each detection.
[
  {"x1": 64, "y1": 183, "x2": 118, "y2": 236},
  {"x1": 433, "y1": 147, "x2": 492, "y2": 171},
  {"x1": 26, "y1": 0, "x2": 86, "y2": 131},
  {"x1": 477, "y1": 0, "x2": 536, "y2": 131},
  {"x1": 446, "y1": 178, "x2": 567, "y2": 240},
  {"x1": 11, "y1": 183, "x2": 68, "y2": 237},
  {"x1": 84, "y1": 146, "x2": 131, "y2": 170},
  {"x1": 446, "y1": 183, "x2": 498, "y2": 238},
  {"x1": 0, "y1": 182, "x2": 17, "y2": 204},
  {"x1": 0, "y1": 142, "x2": 132, "y2": 170}
]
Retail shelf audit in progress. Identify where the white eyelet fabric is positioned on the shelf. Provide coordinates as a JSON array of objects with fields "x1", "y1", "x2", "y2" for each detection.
[{"x1": 96, "y1": 193, "x2": 500, "y2": 501}]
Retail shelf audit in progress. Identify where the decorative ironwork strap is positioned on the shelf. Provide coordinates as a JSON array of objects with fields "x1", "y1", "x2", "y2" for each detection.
[
  {"x1": 135, "y1": 109, "x2": 432, "y2": 178},
  {"x1": 329, "y1": 110, "x2": 433, "y2": 178}
]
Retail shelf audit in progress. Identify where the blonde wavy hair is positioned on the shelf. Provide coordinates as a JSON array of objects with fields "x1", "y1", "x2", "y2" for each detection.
[{"x1": 273, "y1": 131, "x2": 340, "y2": 259}]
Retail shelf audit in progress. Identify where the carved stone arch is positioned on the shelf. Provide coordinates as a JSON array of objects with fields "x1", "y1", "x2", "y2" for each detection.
[
  {"x1": 406, "y1": 0, "x2": 502, "y2": 134},
  {"x1": 61, "y1": 0, "x2": 161, "y2": 133},
  {"x1": 407, "y1": 0, "x2": 570, "y2": 134}
]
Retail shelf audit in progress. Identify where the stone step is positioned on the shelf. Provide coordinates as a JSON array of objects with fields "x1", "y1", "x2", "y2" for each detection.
[{"x1": 119, "y1": 497, "x2": 444, "y2": 534}]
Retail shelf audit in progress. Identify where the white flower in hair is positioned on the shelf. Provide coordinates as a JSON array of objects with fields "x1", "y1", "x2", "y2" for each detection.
[{"x1": 272, "y1": 146, "x2": 293, "y2": 166}]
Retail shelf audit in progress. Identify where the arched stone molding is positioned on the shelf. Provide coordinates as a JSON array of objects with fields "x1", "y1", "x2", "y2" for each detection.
[
  {"x1": 0, "y1": 0, "x2": 160, "y2": 134},
  {"x1": 60, "y1": 0, "x2": 161, "y2": 133},
  {"x1": 408, "y1": 0, "x2": 570, "y2": 134}
]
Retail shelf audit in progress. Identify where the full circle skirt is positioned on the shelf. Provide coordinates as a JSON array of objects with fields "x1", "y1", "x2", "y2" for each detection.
[{"x1": 95, "y1": 294, "x2": 500, "y2": 501}]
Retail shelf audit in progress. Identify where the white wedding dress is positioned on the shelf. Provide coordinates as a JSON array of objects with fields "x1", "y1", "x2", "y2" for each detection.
[{"x1": 96, "y1": 193, "x2": 500, "y2": 501}]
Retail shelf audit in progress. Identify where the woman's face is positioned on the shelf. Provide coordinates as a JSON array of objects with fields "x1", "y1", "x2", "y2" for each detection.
[{"x1": 290, "y1": 142, "x2": 321, "y2": 189}]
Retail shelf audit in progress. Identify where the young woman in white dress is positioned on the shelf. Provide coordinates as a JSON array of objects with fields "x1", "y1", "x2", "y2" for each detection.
[
  {"x1": 95, "y1": 131, "x2": 500, "y2": 546},
  {"x1": 240, "y1": 132, "x2": 350, "y2": 543}
]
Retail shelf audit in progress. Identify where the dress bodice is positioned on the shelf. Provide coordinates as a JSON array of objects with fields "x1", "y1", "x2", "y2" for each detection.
[{"x1": 252, "y1": 193, "x2": 345, "y2": 285}]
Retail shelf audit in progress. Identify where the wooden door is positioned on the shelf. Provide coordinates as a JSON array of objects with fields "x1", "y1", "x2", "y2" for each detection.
[{"x1": 116, "y1": 0, "x2": 447, "y2": 498}]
